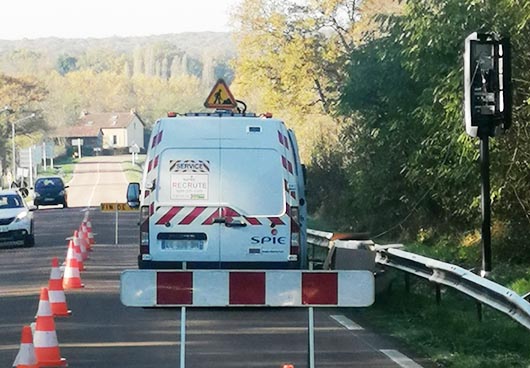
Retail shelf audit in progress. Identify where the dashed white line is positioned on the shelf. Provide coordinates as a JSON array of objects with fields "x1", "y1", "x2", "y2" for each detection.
[
  {"x1": 330, "y1": 315, "x2": 364, "y2": 330},
  {"x1": 380, "y1": 349, "x2": 424, "y2": 368}
]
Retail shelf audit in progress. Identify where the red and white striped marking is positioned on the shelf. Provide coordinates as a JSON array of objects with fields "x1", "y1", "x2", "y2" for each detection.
[
  {"x1": 277, "y1": 130, "x2": 290, "y2": 150},
  {"x1": 154, "y1": 206, "x2": 284, "y2": 227},
  {"x1": 121, "y1": 270, "x2": 374, "y2": 307}
]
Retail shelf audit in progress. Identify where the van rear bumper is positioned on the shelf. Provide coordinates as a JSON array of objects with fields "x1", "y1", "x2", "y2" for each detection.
[{"x1": 138, "y1": 256, "x2": 301, "y2": 270}]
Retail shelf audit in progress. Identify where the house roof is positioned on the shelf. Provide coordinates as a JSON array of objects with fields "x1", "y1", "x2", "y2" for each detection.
[{"x1": 53, "y1": 111, "x2": 145, "y2": 138}]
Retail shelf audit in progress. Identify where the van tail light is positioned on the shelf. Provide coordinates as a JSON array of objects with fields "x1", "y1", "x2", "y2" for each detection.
[
  {"x1": 290, "y1": 207, "x2": 300, "y2": 260},
  {"x1": 140, "y1": 205, "x2": 150, "y2": 255}
]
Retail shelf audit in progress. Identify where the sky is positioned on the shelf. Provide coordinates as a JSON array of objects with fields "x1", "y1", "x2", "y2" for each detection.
[{"x1": 0, "y1": 0, "x2": 240, "y2": 40}]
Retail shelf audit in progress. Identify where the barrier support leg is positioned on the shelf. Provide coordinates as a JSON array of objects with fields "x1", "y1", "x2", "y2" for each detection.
[
  {"x1": 435, "y1": 284, "x2": 441, "y2": 305},
  {"x1": 180, "y1": 306, "x2": 186, "y2": 368},
  {"x1": 308, "y1": 307, "x2": 315, "y2": 368}
]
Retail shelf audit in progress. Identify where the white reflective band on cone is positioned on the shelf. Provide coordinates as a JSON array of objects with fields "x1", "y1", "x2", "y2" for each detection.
[
  {"x1": 18, "y1": 344, "x2": 37, "y2": 364},
  {"x1": 33, "y1": 331, "x2": 59, "y2": 348},
  {"x1": 48, "y1": 290, "x2": 66, "y2": 303},
  {"x1": 37, "y1": 302, "x2": 52, "y2": 317}
]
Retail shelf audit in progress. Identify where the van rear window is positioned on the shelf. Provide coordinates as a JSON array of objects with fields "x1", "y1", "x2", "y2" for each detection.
[{"x1": 220, "y1": 148, "x2": 284, "y2": 216}]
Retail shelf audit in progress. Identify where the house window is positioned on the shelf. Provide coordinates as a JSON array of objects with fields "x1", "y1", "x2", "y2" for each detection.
[{"x1": 112, "y1": 135, "x2": 118, "y2": 145}]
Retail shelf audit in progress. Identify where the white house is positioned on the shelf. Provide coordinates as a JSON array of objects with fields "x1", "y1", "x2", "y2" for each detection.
[{"x1": 55, "y1": 110, "x2": 145, "y2": 154}]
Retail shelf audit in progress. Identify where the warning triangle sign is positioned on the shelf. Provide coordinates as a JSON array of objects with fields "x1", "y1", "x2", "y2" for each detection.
[{"x1": 204, "y1": 79, "x2": 237, "y2": 109}]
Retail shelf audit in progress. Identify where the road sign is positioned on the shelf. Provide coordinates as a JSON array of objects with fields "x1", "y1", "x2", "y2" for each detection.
[
  {"x1": 100, "y1": 202, "x2": 138, "y2": 212},
  {"x1": 19, "y1": 145, "x2": 41, "y2": 168},
  {"x1": 129, "y1": 143, "x2": 140, "y2": 154},
  {"x1": 45, "y1": 141, "x2": 56, "y2": 158},
  {"x1": 18, "y1": 148, "x2": 31, "y2": 168},
  {"x1": 71, "y1": 138, "x2": 84, "y2": 146},
  {"x1": 204, "y1": 79, "x2": 237, "y2": 109},
  {"x1": 120, "y1": 270, "x2": 375, "y2": 307}
]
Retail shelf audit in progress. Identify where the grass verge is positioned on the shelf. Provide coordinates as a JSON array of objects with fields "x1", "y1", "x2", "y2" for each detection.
[
  {"x1": 121, "y1": 154, "x2": 145, "y2": 183},
  {"x1": 349, "y1": 270, "x2": 530, "y2": 367},
  {"x1": 36, "y1": 157, "x2": 77, "y2": 183}
]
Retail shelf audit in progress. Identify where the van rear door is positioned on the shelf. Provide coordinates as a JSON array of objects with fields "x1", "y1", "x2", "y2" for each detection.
[
  {"x1": 149, "y1": 119, "x2": 222, "y2": 265},
  {"x1": 218, "y1": 147, "x2": 290, "y2": 265}
]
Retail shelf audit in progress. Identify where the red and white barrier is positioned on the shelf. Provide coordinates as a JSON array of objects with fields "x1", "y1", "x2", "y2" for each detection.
[{"x1": 121, "y1": 270, "x2": 374, "y2": 307}]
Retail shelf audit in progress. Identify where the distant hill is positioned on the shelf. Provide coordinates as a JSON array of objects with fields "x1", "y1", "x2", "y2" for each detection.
[{"x1": 0, "y1": 32, "x2": 236, "y2": 80}]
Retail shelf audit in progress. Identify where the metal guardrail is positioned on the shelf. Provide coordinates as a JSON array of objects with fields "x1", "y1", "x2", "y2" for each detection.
[{"x1": 307, "y1": 229, "x2": 530, "y2": 330}]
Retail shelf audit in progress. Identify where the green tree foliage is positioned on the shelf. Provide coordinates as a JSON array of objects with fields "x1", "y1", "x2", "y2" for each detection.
[
  {"x1": 56, "y1": 54, "x2": 78, "y2": 76},
  {"x1": 0, "y1": 74, "x2": 48, "y2": 166},
  {"x1": 231, "y1": 0, "x2": 367, "y2": 160},
  {"x1": 335, "y1": 0, "x2": 530, "y2": 260}
]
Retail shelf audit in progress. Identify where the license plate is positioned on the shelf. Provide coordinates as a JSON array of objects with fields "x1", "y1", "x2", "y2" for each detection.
[{"x1": 161, "y1": 239, "x2": 204, "y2": 251}]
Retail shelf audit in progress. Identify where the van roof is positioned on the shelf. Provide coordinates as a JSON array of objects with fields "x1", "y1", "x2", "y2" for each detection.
[
  {"x1": 159, "y1": 115, "x2": 283, "y2": 124},
  {"x1": 155, "y1": 116, "x2": 287, "y2": 146}
]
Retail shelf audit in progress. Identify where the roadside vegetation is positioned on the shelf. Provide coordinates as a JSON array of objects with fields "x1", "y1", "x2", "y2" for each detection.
[
  {"x1": 350, "y1": 271, "x2": 530, "y2": 368},
  {"x1": 121, "y1": 155, "x2": 145, "y2": 183},
  {"x1": 36, "y1": 155, "x2": 76, "y2": 184}
]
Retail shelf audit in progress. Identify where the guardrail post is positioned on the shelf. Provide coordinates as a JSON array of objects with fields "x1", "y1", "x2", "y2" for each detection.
[
  {"x1": 435, "y1": 284, "x2": 441, "y2": 305},
  {"x1": 476, "y1": 302, "x2": 483, "y2": 322},
  {"x1": 404, "y1": 273, "x2": 410, "y2": 293}
]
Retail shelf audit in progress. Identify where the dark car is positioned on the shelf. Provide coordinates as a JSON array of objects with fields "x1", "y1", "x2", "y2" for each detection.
[{"x1": 33, "y1": 177, "x2": 68, "y2": 208}]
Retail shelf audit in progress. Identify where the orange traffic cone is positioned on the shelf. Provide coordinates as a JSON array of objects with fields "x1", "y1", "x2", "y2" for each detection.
[
  {"x1": 74, "y1": 230, "x2": 88, "y2": 261},
  {"x1": 73, "y1": 236, "x2": 86, "y2": 270},
  {"x1": 12, "y1": 325, "x2": 38, "y2": 368},
  {"x1": 85, "y1": 219, "x2": 95, "y2": 246},
  {"x1": 33, "y1": 288, "x2": 67, "y2": 367},
  {"x1": 48, "y1": 258, "x2": 71, "y2": 317},
  {"x1": 63, "y1": 246, "x2": 84, "y2": 289},
  {"x1": 67, "y1": 237, "x2": 84, "y2": 271},
  {"x1": 79, "y1": 223, "x2": 92, "y2": 252}
]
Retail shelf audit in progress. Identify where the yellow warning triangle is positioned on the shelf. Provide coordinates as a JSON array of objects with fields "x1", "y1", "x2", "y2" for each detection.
[{"x1": 204, "y1": 79, "x2": 237, "y2": 109}]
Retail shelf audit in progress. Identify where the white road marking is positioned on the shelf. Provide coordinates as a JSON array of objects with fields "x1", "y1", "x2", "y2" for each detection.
[
  {"x1": 380, "y1": 349, "x2": 424, "y2": 368},
  {"x1": 330, "y1": 315, "x2": 364, "y2": 330},
  {"x1": 87, "y1": 162, "x2": 101, "y2": 207}
]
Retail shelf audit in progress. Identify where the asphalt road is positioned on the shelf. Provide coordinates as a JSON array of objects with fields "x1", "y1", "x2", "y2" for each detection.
[{"x1": 0, "y1": 156, "x2": 433, "y2": 367}]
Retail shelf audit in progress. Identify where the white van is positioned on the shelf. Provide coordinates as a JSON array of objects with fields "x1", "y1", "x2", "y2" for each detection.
[{"x1": 127, "y1": 112, "x2": 307, "y2": 270}]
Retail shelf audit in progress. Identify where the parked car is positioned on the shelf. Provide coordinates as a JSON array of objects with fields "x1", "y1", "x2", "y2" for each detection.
[
  {"x1": 0, "y1": 189, "x2": 35, "y2": 247},
  {"x1": 33, "y1": 177, "x2": 68, "y2": 208}
]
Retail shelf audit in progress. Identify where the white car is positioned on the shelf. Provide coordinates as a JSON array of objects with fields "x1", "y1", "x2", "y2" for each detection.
[{"x1": 0, "y1": 189, "x2": 35, "y2": 247}]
